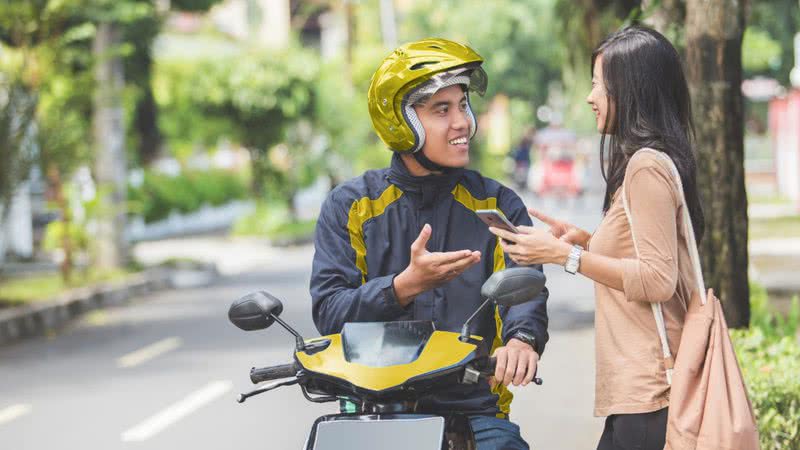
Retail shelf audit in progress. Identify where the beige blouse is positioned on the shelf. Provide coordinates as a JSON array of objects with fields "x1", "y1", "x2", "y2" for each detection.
[{"x1": 588, "y1": 149, "x2": 694, "y2": 417}]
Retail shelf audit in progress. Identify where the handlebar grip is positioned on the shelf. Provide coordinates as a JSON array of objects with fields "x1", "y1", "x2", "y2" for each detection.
[
  {"x1": 486, "y1": 356, "x2": 497, "y2": 375},
  {"x1": 250, "y1": 363, "x2": 298, "y2": 384},
  {"x1": 480, "y1": 356, "x2": 542, "y2": 385},
  {"x1": 474, "y1": 357, "x2": 497, "y2": 376}
]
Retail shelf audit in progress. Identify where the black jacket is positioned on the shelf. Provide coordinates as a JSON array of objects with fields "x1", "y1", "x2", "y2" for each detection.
[{"x1": 310, "y1": 153, "x2": 549, "y2": 417}]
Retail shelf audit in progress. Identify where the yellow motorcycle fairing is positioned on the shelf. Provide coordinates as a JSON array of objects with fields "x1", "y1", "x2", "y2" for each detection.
[{"x1": 296, "y1": 331, "x2": 482, "y2": 392}]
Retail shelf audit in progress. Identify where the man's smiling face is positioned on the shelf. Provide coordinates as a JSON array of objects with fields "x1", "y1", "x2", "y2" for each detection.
[{"x1": 413, "y1": 84, "x2": 472, "y2": 168}]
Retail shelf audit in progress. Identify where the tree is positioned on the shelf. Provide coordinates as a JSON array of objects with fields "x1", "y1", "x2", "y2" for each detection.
[
  {"x1": 123, "y1": 0, "x2": 225, "y2": 166},
  {"x1": 0, "y1": 74, "x2": 37, "y2": 222},
  {"x1": 686, "y1": 0, "x2": 750, "y2": 328},
  {"x1": 0, "y1": 0, "x2": 94, "y2": 279},
  {"x1": 92, "y1": 21, "x2": 129, "y2": 269},
  {"x1": 154, "y1": 47, "x2": 318, "y2": 211},
  {"x1": 403, "y1": 0, "x2": 564, "y2": 123},
  {"x1": 744, "y1": 0, "x2": 800, "y2": 86}
]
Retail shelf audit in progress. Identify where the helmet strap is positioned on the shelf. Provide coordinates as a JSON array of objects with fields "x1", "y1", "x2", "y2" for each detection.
[{"x1": 413, "y1": 149, "x2": 449, "y2": 173}]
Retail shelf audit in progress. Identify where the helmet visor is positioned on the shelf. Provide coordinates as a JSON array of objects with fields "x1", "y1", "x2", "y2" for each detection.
[{"x1": 404, "y1": 65, "x2": 488, "y2": 107}]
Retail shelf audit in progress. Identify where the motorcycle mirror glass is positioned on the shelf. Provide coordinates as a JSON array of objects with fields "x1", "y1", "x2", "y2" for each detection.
[
  {"x1": 481, "y1": 267, "x2": 546, "y2": 307},
  {"x1": 228, "y1": 291, "x2": 284, "y2": 331}
]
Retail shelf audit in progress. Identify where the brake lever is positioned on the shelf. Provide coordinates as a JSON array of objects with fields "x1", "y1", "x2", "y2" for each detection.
[{"x1": 237, "y1": 377, "x2": 299, "y2": 403}]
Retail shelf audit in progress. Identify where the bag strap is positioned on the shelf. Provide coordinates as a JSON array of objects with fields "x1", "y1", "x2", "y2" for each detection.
[
  {"x1": 621, "y1": 176, "x2": 675, "y2": 385},
  {"x1": 639, "y1": 150, "x2": 708, "y2": 303},
  {"x1": 620, "y1": 149, "x2": 709, "y2": 385}
]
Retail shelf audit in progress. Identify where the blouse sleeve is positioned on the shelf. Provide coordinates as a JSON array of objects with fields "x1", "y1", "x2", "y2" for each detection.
[{"x1": 620, "y1": 161, "x2": 681, "y2": 303}]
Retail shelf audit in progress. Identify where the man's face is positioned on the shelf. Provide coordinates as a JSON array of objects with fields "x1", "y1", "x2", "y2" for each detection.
[{"x1": 413, "y1": 85, "x2": 471, "y2": 168}]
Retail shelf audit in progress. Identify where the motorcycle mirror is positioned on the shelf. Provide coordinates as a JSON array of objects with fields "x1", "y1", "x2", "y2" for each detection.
[
  {"x1": 228, "y1": 291, "x2": 284, "y2": 331},
  {"x1": 460, "y1": 268, "x2": 546, "y2": 342},
  {"x1": 481, "y1": 267, "x2": 546, "y2": 307}
]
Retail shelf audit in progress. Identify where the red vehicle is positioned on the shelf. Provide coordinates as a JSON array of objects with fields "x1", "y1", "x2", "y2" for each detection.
[{"x1": 529, "y1": 127, "x2": 584, "y2": 197}]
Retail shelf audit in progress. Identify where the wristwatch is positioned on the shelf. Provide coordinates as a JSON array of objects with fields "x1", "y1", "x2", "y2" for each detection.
[
  {"x1": 510, "y1": 330, "x2": 538, "y2": 354},
  {"x1": 564, "y1": 244, "x2": 583, "y2": 275}
]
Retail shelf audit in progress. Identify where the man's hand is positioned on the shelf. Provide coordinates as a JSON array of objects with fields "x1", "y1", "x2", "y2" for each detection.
[
  {"x1": 491, "y1": 338, "x2": 539, "y2": 387},
  {"x1": 528, "y1": 207, "x2": 591, "y2": 249},
  {"x1": 393, "y1": 224, "x2": 481, "y2": 306}
]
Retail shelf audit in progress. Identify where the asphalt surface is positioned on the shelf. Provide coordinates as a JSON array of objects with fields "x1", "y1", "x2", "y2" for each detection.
[{"x1": 0, "y1": 188, "x2": 608, "y2": 450}]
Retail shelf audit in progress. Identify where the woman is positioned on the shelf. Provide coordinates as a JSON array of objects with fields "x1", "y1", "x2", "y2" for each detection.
[{"x1": 488, "y1": 26, "x2": 705, "y2": 450}]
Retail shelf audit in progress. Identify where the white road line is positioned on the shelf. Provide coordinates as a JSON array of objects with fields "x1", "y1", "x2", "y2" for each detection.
[
  {"x1": 0, "y1": 404, "x2": 32, "y2": 426},
  {"x1": 117, "y1": 337, "x2": 182, "y2": 368},
  {"x1": 121, "y1": 380, "x2": 233, "y2": 442}
]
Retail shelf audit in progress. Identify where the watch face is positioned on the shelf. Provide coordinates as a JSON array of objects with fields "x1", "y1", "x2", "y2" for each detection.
[
  {"x1": 566, "y1": 260, "x2": 578, "y2": 272},
  {"x1": 565, "y1": 246, "x2": 581, "y2": 274}
]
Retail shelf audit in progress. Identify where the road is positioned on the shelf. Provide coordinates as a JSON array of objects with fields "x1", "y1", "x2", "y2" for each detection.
[{"x1": 0, "y1": 190, "x2": 607, "y2": 450}]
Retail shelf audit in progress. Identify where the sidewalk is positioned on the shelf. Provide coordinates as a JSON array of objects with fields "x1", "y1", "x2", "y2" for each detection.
[
  {"x1": 750, "y1": 238, "x2": 800, "y2": 305},
  {"x1": 748, "y1": 202, "x2": 800, "y2": 302},
  {"x1": 0, "y1": 262, "x2": 218, "y2": 345}
]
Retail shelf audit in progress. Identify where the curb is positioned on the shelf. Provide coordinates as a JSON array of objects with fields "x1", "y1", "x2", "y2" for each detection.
[
  {"x1": 0, "y1": 263, "x2": 218, "y2": 346},
  {"x1": 269, "y1": 234, "x2": 315, "y2": 248}
]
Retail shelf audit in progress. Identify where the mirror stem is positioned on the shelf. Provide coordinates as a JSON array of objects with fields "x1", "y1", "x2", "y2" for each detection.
[
  {"x1": 460, "y1": 298, "x2": 492, "y2": 342},
  {"x1": 271, "y1": 314, "x2": 306, "y2": 351}
]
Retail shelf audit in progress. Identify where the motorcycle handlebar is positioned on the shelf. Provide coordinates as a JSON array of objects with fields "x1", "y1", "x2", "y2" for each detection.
[
  {"x1": 477, "y1": 357, "x2": 497, "y2": 376},
  {"x1": 487, "y1": 356, "x2": 497, "y2": 373},
  {"x1": 479, "y1": 356, "x2": 542, "y2": 385},
  {"x1": 250, "y1": 363, "x2": 298, "y2": 384}
]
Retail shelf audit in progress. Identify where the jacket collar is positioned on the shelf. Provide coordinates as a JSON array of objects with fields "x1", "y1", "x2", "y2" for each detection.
[
  {"x1": 387, "y1": 153, "x2": 464, "y2": 191},
  {"x1": 387, "y1": 153, "x2": 464, "y2": 207}
]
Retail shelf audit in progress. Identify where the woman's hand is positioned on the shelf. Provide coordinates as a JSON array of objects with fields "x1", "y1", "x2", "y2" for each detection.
[
  {"x1": 528, "y1": 208, "x2": 591, "y2": 249},
  {"x1": 489, "y1": 225, "x2": 573, "y2": 267}
]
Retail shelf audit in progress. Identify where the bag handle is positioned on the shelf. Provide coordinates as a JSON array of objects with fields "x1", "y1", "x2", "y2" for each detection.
[{"x1": 620, "y1": 149, "x2": 708, "y2": 385}]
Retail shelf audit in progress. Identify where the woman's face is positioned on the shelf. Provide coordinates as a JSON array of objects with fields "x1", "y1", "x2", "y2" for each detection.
[{"x1": 586, "y1": 55, "x2": 614, "y2": 133}]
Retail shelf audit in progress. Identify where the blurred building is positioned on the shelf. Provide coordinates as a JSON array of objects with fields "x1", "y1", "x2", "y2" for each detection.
[
  {"x1": 769, "y1": 89, "x2": 800, "y2": 211},
  {"x1": 766, "y1": 33, "x2": 800, "y2": 212}
]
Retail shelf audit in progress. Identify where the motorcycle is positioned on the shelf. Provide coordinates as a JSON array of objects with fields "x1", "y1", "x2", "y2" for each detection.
[{"x1": 228, "y1": 267, "x2": 546, "y2": 450}]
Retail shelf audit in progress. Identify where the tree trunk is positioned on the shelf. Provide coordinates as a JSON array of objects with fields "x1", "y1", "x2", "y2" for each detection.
[
  {"x1": 47, "y1": 165, "x2": 72, "y2": 283},
  {"x1": 133, "y1": 60, "x2": 162, "y2": 166},
  {"x1": 93, "y1": 22, "x2": 128, "y2": 270},
  {"x1": 641, "y1": 0, "x2": 682, "y2": 36},
  {"x1": 685, "y1": 0, "x2": 750, "y2": 328}
]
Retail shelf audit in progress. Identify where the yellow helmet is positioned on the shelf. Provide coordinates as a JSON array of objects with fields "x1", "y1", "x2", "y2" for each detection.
[{"x1": 368, "y1": 38, "x2": 487, "y2": 153}]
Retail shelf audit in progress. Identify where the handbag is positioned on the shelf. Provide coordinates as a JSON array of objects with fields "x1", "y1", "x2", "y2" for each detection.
[{"x1": 621, "y1": 149, "x2": 760, "y2": 450}]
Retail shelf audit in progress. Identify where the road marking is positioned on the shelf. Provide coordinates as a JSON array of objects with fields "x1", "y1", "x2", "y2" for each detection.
[
  {"x1": 0, "y1": 404, "x2": 32, "y2": 426},
  {"x1": 121, "y1": 380, "x2": 233, "y2": 442},
  {"x1": 117, "y1": 337, "x2": 182, "y2": 368}
]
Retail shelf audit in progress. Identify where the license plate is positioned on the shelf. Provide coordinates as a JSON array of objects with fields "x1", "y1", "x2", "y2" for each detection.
[{"x1": 311, "y1": 416, "x2": 445, "y2": 450}]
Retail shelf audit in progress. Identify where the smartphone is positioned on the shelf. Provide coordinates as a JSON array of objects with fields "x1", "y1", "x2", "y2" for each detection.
[{"x1": 475, "y1": 209, "x2": 519, "y2": 234}]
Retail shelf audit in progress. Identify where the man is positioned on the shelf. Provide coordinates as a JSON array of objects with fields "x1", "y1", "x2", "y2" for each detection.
[{"x1": 310, "y1": 38, "x2": 549, "y2": 450}]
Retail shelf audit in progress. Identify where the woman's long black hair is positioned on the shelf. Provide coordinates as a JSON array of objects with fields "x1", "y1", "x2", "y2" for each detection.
[{"x1": 593, "y1": 25, "x2": 704, "y2": 242}]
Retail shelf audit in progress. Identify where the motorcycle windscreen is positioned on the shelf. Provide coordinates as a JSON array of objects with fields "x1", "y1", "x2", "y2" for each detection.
[
  {"x1": 341, "y1": 321, "x2": 434, "y2": 366},
  {"x1": 311, "y1": 416, "x2": 444, "y2": 450}
]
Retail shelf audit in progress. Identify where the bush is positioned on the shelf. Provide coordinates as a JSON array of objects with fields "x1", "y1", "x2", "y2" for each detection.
[
  {"x1": 731, "y1": 284, "x2": 800, "y2": 450},
  {"x1": 187, "y1": 170, "x2": 247, "y2": 207},
  {"x1": 231, "y1": 201, "x2": 316, "y2": 241},
  {"x1": 129, "y1": 169, "x2": 248, "y2": 223}
]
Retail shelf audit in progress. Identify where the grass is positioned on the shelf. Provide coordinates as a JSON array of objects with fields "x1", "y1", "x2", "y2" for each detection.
[
  {"x1": 750, "y1": 215, "x2": 800, "y2": 240},
  {"x1": 0, "y1": 269, "x2": 135, "y2": 307}
]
